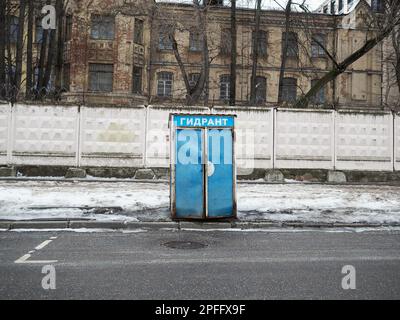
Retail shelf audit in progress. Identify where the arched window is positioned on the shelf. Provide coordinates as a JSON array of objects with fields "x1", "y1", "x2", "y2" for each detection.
[
  {"x1": 157, "y1": 72, "x2": 173, "y2": 97},
  {"x1": 281, "y1": 78, "x2": 297, "y2": 102},
  {"x1": 255, "y1": 76, "x2": 267, "y2": 104},
  {"x1": 220, "y1": 74, "x2": 231, "y2": 101}
]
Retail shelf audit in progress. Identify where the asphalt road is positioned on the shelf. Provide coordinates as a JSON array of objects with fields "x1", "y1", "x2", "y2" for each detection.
[{"x1": 0, "y1": 228, "x2": 400, "y2": 300}]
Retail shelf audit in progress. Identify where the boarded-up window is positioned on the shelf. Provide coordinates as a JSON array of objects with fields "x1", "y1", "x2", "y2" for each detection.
[{"x1": 351, "y1": 73, "x2": 367, "y2": 101}]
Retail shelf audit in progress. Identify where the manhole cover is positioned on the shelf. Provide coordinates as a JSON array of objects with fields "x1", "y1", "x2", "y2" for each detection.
[{"x1": 163, "y1": 241, "x2": 207, "y2": 250}]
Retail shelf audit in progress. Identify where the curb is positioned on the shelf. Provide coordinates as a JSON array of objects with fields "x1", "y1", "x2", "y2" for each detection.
[{"x1": 1, "y1": 220, "x2": 399, "y2": 231}]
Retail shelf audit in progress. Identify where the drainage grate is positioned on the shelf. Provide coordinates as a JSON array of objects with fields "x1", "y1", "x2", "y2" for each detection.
[{"x1": 163, "y1": 241, "x2": 207, "y2": 250}]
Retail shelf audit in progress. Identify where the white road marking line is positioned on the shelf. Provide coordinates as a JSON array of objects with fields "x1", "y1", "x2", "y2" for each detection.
[
  {"x1": 14, "y1": 254, "x2": 31, "y2": 264},
  {"x1": 14, "y1": 236, "x2": 59, "y2": 264},
  {"x1": 35, "y1": 240, "x2": 53, "y2": 250},
  {"x1": 15, "y1": 259, "x2": 58, "y2": 264}
]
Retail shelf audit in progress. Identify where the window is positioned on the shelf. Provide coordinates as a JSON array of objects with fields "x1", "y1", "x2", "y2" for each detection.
[
  {"x1": 220, "y1": 28, "x2": 232, "y2": 55},
  {"x1": 255, "y1": 76, "x2": 267, "y2": 104},
  {"x1": 132, "y1": 66, "x2": 142, "y2": 94},
  {"x1": 63, "y1": 64, "x2": 70, "y2": 91},
  {"x1": 9, "y1": 16, "x2": 19, "y2": 43},
  {"x1": 330, "y1": 1, "x2": 336, "y2": 14},
  {"x1": 89, "y1": 63, "x2": 113, "y2": 92},
  {"x1": 282, "y1": 32, "x2": 298, "y2": 58},
  {"x1": 281, "y1": 78, "x2": 297, "y2": 102},
  {"x1": 371, "y1": 0, "x2": 383, "y2": 12},
  {"x1": 90, "y1": 15, "x2": 115, "y2": 40},
  {"x1": 189, "y1": 32, "x2": 202, "y2": 52},
  {"x1": 338, "y1": 0, "x2": 343, "y2": 12},
  {"x1": 65, "y1": 15, "x2": 73, "y2": 41},
  {"x1": 252, "y1": 30, "x2": 267, "y2": 57},
  {"x1": 189, "y1": 73, "x2": 200, "y2": 89},
  {"x1": 157, "y1": 72, "x2": 173, "y2": 97},
  {"x1": 158, "y1": 30, "x2": 173, "y2": 50},
  {"x1": 311, "y1": 79, "x2": 325, "y2": 105},
  {"x1": 220, "y1": 74, "x2": 230, "y2": 101},
  {"x1": 323, "y1": 6, "x2": 328, "y2": 13},
  {"x1": 134, "y1": 19, "x2": 144, "y2": 45},
  {"x1": 311, "y1": 34, "x2": 326, "y2": 57},
  {"x1": 35, "y1": 18, "x2": 44, "y2": 43}
]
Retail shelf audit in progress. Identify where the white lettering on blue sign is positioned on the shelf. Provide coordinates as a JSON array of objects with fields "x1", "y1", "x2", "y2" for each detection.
[{"x1": 175, "y1": 115, "x2": 234, "y2": 128}]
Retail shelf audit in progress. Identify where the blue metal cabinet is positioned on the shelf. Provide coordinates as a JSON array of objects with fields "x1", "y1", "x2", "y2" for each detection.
[{"x1": 170, "y1": 114, "x2": 237, "y2": 220}]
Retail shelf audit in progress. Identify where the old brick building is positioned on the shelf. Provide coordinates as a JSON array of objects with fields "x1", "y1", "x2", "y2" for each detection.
[{"x1": 59, "y1": 0, "x2": 399, "y2": 108}]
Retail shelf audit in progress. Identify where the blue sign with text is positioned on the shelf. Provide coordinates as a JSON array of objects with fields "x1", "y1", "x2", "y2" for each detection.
[{"x1": 173, "y1": 115, "x2": 235, "y2": 128}]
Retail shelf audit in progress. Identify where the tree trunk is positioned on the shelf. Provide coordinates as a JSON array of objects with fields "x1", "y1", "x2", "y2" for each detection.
[
  {"x1": 278, "y1": 0, "x2": 292, "y2": 104},
  {"x1": 392, "y1": 27, "x2": 400, "y2": 97},
  {"x1": 54, "y1": 0, "x2": 65, "y2": 94},
  {"x1": 26, "y1": 0, "x2": 34, "y2": 99},
  {"x1": 250, "y1": 0, "x2": 262, "y2": 105},
  {"x1": 229, "y1": 0, "x2": 237, "y2": 106},
  {"x1": 14, "y1": 0, "x2": 27, "y2": 95},
  {"x1": 0, "y1": 0, "x2": 6, "y2": 92}
]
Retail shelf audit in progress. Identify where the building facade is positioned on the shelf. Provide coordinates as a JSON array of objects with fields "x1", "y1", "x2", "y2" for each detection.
[{"x1": 55, "y1": 0, "x2": 398, "y2": 108}]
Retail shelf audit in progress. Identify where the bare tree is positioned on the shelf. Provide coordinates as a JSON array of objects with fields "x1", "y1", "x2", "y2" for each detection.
[
  {"x1": 229, "y1": 0, "x2": 237, "y2": 106},
  {"x1": 294, "y1": 0, "x2": 400, "y2": 108},
  {"x1": 249, "y1": 0, "x2": 262, "y2": 105}
]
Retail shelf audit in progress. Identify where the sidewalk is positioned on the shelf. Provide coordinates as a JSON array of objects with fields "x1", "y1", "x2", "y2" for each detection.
[{"x1": 0, "y1": 180, "x2": 400, "y2": 230}]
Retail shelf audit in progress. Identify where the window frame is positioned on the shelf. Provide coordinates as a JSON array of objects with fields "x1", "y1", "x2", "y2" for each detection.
[
  {"x1": 88, "y1": 63, "x2": 114, "y2": 93},
  {"x1": 219, "y1": 74, "x2": 231, "y2": 101},
  {"x1": 90, "y1": 15, "x2": 115, "y2": 40},
  {"x1": 157, "y1": 72, "x2": 173, "y2": 97},
  {"x1": 132, "y1": 66, "x2": 143, "y2": 94},
  {"x1": 311, "y1": 34, "x2": 327, "y2": 58},
  {"x1": 134, "y1": 19, "x2": 144, "y2": 45},
  {"x1": 282, "y1": 32, "x2": 298, "y2": 59}
]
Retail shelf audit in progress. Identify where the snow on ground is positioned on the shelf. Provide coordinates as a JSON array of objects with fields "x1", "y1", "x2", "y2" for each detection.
[{"x1": 0, "y1": 180, "x2": 400, "y2": 224}]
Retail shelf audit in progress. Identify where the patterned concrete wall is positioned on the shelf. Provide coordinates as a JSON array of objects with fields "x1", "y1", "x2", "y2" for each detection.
[
  {"x1": 1, "y1": 104, "x2": 399, "y2": 172},
  {"x1": 213, "y1": 107, "x2": 273, "y2": 171},
  {"x1": 0, "y1": 104, "x2": 10, "y2": 165},
  {"x1": 275, "y1": 110, "x2": 334, "y2": 169},
  {"x1": 79, "y1": 106, "x2": 146, "y2": 167},
  {"x1": 11, "y1": 104, "x2": 79, "y2": 166},
  {"x1": 335, "y1": 111, "x2": 394, "y2": 171}
]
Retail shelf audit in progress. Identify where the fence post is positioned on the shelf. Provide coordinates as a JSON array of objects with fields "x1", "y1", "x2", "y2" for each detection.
[
  {"x1": 271, "y1": 107, "x2": 276, "y2": 169},
  {"x1": 332, "y1": 110, "x2": 336, "y2": 171},
  {"x1": 6, "y1": 103, "x2": 14, "y2": 165},
  {"x1": 76, "y1": 105, "x2": 83, "y2": 168}
]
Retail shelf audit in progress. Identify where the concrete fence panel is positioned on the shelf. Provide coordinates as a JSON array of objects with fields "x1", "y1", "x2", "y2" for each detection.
[
  {"x1": 213, "y1": 106, "x2": 273, "y2": 172},
  {"x1": 79, "y1": 106, "x2": 146, "y2": 167},
  {"x1": 11, "y1": 104, "x2": 79, "y2": 166},
  {"x1": 275, "y1": 109, "x2": 335, "y2": 170},
  {"x1": 335, "y1": 111, "x2": 394, "y2": 171},
  {"x1": 395, "y1": 113, "x2": 400, "y2": 171},
  {"x1": 146, "y1": 105, "x2": 210, "y2": 168},
  {"x1": 0, "y1": 104, "x2": 11, "y2": 165}
]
